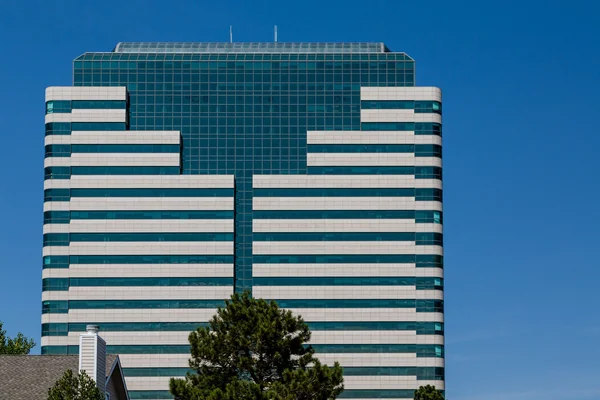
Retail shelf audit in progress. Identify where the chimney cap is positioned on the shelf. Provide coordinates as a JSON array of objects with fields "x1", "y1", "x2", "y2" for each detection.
[{"x1": 86, "y1": 325, "x2": 99, "y2": 334}]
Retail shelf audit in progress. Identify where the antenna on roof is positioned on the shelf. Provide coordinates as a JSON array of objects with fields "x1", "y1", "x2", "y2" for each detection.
[
  {"x1": 274, "y1": 25, "x2": 278, "y2": 42},
  {"x1": 229, "y1": 26, "x2": 233, "y2": 43}
]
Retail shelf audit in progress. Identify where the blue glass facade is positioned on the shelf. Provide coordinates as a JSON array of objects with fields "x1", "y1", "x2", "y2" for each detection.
[{"x1": 73, "y1": 48, "x2": 415, "y2": 291}]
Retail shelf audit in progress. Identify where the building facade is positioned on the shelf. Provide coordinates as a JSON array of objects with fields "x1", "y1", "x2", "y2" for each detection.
[{"x1": 42, "y1": 42, "x2": 444, "y2": 399}]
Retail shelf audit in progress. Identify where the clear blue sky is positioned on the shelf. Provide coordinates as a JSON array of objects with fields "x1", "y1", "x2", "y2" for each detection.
[{"x1": 1, "y1": 0, "x2": 599, "y2": 398}]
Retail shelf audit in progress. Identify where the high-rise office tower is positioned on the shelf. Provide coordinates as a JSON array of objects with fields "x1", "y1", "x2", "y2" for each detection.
[{"x1": 42, "y1": 42, "x2": 444, "y2": 399}]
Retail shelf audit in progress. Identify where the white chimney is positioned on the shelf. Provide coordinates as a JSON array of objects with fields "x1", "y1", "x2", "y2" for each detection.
[{"x1": 78, "y1": 325, "x2": 106, "y2": 395}]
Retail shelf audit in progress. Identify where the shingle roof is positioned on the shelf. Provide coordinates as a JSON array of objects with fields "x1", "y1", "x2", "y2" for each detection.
[{"x1": 0, "y1": 354, "x2": 118, "y2": 400}]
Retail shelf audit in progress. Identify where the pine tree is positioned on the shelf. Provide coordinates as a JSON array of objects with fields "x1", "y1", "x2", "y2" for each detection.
[{"x1": 170, "y1": 292, "x2": 344, "y2": 400}]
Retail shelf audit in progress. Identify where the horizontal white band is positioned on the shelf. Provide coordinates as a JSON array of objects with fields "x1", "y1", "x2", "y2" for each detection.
[
  {"x1": 116, "y1": 353, "x2": 444, "y2": 368},
  {"x1": 69, "y1": 174, "x2": 234, "y2": 188},
  {"x1": 42, "y1": 309, "x2": 220, "y2": 323},
  {"x1": 46, "y1": 86, "x2": 127, "y2": 101},
  {"x1": 43, "y1": 264, "x2": 234, "y2": 278},
  {"x1": 360, "y1": 87, "x2": 442, "y2": 102},
  {"x1": 69, "y1": 198, "x2": 234, "y2": 211},
  {"x1": 360, "y1": 109, "x2": 441, "y2": 124},
  {"x1": 45, "y1": 110, "x2": 127, "y2": 124},
  {"x1": 69, "y1": 153, "x2": 180, "y2": 167},
  {"x1": 255, "y1": 287, "x2": 441, "y2": 300},
  {"x1": 63, "y1": 241, "x2": 233, "y2": 255},
  {"x1": 307, "y1": 154, "x2": 442, "y2": 168},
  {"x1": 253, "y1": 241, "x2": 442, "y2": 255},
  {"x1": 64, "y1": 220, "x2": 234, "y2": 233},
  {"x1": 307, "y1": 131, "x2": 442, "y2": 146},
  {"x1": 42, "y1": 286, "x2": 233, "y2": 301},
  {"x1": 252, "y1": 264, "x2": 443, "y2": 278},
  {"x1": 42, "y1": 331, "x2": 441, "y2": 347},
  {"x1": 252, "y1": 220, "x2": 442, "y2": 233},
  {"x1": 252, "y1": 175, "x2": 442, "y2": 189},
  {"x1": 40, "y1": 309, "x2": 443, "y2": 324},
  {"x1": 123, "y1": 376, "x2": 444, "y2": 391}
]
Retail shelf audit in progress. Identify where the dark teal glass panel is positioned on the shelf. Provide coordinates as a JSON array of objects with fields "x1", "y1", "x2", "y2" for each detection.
[
  {"x1": 416, "y1": 255, "x2": 444, "y2": 268},
  {"x1": 43, "y1": 211, "x2": 70, "y2": 224},
  {"x1": 43, "y1": 256, "x2": 69, "y2": 269},
  {"x1": 69, "y1": 277, "x2": 232, "y2": 287},
  {"x1": 45, "y1": 122, "x2": 71, "y2": 135},
  {"x1": 308, "y1": 166, "x2": 413, "y2": 175},
  {"x1": 344, "y1": 366, "x2": 444, "y2": 380},
  {"x1": 41, "y1": 321, "x2": 442, "y2": 335},
  {"x1": 415, "y1": 101, "x2": 442, "y2": 114},
  {"x1": 253, "y1": 254, "x2": 444, "y2": 268},
  {"x1": 46, "y1": 101, "x2": 71, "y2": 114},
  {"x1": 361, "y1": 100, "x2": 415, "y2": 109},
  {"x1": 71, "y1": 144, "x2": 180, "y2": 153},
  {"x1": 253, "y1": 232, "x2": 442, "y2": 244},
  {"x1": 416, "y1": 188, "x2": 443, "y2": 201},
  {"x1": 42, "y1": 233, "x2": 69, "y2": 246},
  {"x1": 41, "y1": 323, "x2": 68, "y2": 336},
  {"x1": 71, "y1": 210, "x2": 234, "y2": 219},
  {"x1": 275, "y1": 299, "x2": 444, "y2": 312},
  {"x1": 44, "y1": 167, "x2": 70, "y2": 180},
  {"x1": 71, "y1": 122, "x2": 126, "y2": 131},
  {"x1": 44, "y1": 189, "x2": 70, "y2": 201},
  {"x1": 69, "y1": 255, "x2": 233, "y2": 264},
  {"x1": 46, "y1": 100, "x2": 126, "y2": 114},
  {"x1": 128, "y1": 391, "x2": 172, "y2": 400},
  {"x1": 308, "y1": 321, "x2": 443, "y2": 334},
  {"x1": 361, "y1": 122, "x2": 442, "y2": 135},
  {"x1": 69, "y1": 188, "x2": 231, "y2": 197},
  {"x1": 71, "y1": 100, "x2": 126, "y2": 109},
  {"x1": 309, "y1": 143, "x2": 443, "y2": 158},
  {"x1": 123, "y1": 368, "x2": 192, "y2": 377},
  {"x1": 416, "y1": 210, "x2": 443, "y2": 224},
  {"x1": 415, "y1": 144, "x2": 442, "y2": 157},
  {"x1": 415, "y1": 166, "x2": 442, "y2": 179},
  {"x1": 308, "y1": 144, "x2": 414, "y2": 153},
  {"x1": 254, "y1": 188, "x2": 442, "y2": 201},
  {"x1": 308, "y1": 166, "x2": 442, "y2": 177},
  {"x1": 415, "y1": 122, "x2": 442, "y2": 135},
  {"x1": 106, "y1": 345, "x2": 189, "y2": 354},
  {"x1": 44, "y1": 298, "x2": 441, "y2": 311},
  {"x1": 360, "y1": 101, "x2": 441, "y2": 114},
  {"x1": 67, "y1": 300, "x2": 226, "y2": 309},
  {"x1": 45, "y1": 145, "x2": 71, "y2": 157},
  {"x1": 310, "y1": 344, "x2": 443, "y2": 357},
  {"x1": 253, "y1": 277, "x2": 442, "y2": 288},
  {"x1": 69, "y1": 232, "x2": 233, "y2": 242},
  {"x1": 42, "y1": 300, "x2": 68, "y2": 314},
  {"x1": 361, "y1": 122, "x2": 414, "y2": 131},
  {"x1": 253, "y1": 210, "x2": 441, "y2": 221},
  {"x1": 71, "y1": 166, "x2": 180, "y2": 175},
  {"x1": 45, "y1": 122, "x2": 126, "y2": 135},
  {"x1": 42, "y1": 278, "x2": 69, "y2": 291},
  {"x1": 41, "y1": 345, "x2": 79, "y2": 355}
]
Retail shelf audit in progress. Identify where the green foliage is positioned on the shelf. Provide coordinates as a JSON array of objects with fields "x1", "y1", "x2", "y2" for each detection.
[
  {"x1": 47, "y1": 369, "x2": 103, "y2": 400},
  {"x1": 170, "y1": 292, "x2": 344, "y2": 400},
  {"x1": 0, "y1": 321, "x2": 36, "y2": 354},
  {"x1": 414, "y1": 385, "x2": 445, "y2": 400}
]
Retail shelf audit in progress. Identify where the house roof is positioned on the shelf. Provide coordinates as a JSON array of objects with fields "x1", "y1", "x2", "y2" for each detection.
[{"x1": 0, "y1": 354, "x2": 118, "y2": 400}]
